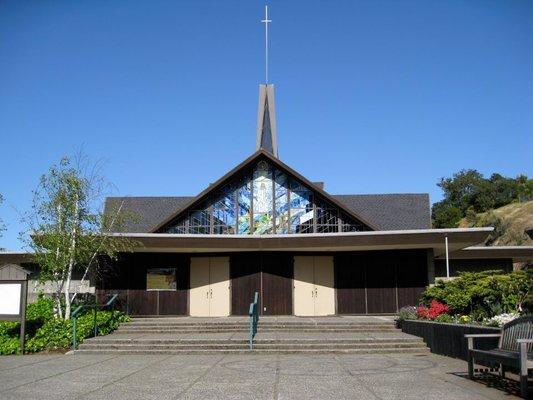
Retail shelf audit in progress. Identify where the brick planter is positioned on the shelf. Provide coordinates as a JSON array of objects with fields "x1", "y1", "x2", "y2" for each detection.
[{"x1": 400, "y1": 319, "x2": 501, "y2": 360}]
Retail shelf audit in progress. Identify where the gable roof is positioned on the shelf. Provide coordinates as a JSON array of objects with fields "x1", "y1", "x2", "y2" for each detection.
[
  {"x1": 104, "y1": 153, "x2": 431, "y2": 233},
  {"x1": 105, "y1": 193, "x2": 430, "y2": 233},
  {"x1": 150, "y1": 149, "x2": 378, "y2": 232}
]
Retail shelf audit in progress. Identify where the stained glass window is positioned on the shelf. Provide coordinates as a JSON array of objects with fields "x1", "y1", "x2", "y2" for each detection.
[{"x1": 164, "y1": 160, "x2": 370, "y2": 234}]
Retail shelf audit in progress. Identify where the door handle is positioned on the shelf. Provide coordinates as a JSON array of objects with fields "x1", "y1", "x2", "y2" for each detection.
[{"x1": 210, "y1": 288, "x2": 213, "y2": 298}]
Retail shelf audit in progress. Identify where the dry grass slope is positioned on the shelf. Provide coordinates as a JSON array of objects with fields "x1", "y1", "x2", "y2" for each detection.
[{"x1": 458, "y1": 200, "x2": 533, "y2": 246}]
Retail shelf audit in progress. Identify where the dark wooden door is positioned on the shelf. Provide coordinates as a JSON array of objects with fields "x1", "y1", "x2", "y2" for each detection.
[
  {"x1": 335, "y1": 254, "x2": 366, "y2": 314},
  {"x1": 230, "y1": 254, "x2": 261, "y2": 315},
  {"x1": 261, "y1": 254, "x2": 293, "y2": 315},
  {"x1": 366, "y1": 253, "x2": 397, "y2": 313}
]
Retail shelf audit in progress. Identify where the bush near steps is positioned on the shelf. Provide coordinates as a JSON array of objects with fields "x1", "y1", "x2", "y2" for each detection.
[
  {"x1": 0, "y1": 296, "x2": 129, "y2": 355},
  {"x1": 398, "y1": 269, "x2": 533, "y2": 327}
]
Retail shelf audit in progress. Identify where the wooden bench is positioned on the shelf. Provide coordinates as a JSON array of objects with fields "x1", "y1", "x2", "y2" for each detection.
[{"x1": 465, "y1": 316, "x2": 533, "y2": 399}]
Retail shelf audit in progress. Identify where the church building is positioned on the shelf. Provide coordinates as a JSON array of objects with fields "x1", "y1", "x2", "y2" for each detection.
[{"x1": 97, "y1": 82, "x2": 529, "y2": 317}]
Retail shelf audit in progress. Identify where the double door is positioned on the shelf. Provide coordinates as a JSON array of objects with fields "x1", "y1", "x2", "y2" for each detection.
[
  {"x1": 189, "y1": 257, "x2": 230, "y2": 317},
  {"x1": 230, "y1": 254, "x2": 293, "y2": 315},
  {"x1": 293, "y1": 256, "x2": 335, "y2": 316}
]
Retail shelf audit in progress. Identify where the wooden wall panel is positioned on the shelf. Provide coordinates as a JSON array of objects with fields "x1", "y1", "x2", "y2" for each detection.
[
  {"x1": 366, "y1": 253, "x2": 397, "y2": 313},
  {"x1": 230, "y1": 254, "x2": 261, "y2": 315},
  {"x1": 336, "y1": 250, "x2": 429, "y2": 314},
  {"x1": 335, "y1": 254, "x2": 366, "y2": 314},
  {"x1": 159, "y1": 292, "x2": 184, "y2": 315},
  {"x1": 261, "y1": 254, "x2": 293, "y2": 315},
  {"x1": 397, "y1": 250, "x2": 428, "y2": 309},
  {"x1": 96, "y1": 253, "x2": 189, "y2": 316},
  {"x1": 127, "y1": 290, "x2": 157, "y2": 315}
]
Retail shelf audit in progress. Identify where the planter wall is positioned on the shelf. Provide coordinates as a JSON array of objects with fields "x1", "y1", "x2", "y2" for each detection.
[{"x1": 400, "y1": 319, "x2": 501, "y2": 360}]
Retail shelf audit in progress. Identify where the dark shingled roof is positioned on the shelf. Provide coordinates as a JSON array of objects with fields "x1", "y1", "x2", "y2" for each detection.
[
  {"x1": 332, "y1": 194, "x2": 431, "y2": 230},
  {"x1": 105, "y1": 193, "x2": 430, "y2": 233}
]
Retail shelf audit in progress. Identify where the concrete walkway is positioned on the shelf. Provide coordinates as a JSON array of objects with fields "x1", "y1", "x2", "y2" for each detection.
[{"x1": 0, "y1": 352, "x2": 524, "y2": 399}]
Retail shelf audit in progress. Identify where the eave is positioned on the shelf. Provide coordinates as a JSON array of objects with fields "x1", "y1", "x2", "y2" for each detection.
[
  {"x1": 111, "y1": 227, "x2": 493, "y2": 257},
  {"x1": 435, "y1": 245, "x2": 533, "y2": 262}
]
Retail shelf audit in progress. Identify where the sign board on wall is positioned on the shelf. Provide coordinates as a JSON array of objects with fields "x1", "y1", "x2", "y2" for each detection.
[
  {"x1": 0, "y1": 264, "x2": 30, "y2": 353},
  {"x1": 0, "y1": 283, "x2": 22, "y2": 315}
]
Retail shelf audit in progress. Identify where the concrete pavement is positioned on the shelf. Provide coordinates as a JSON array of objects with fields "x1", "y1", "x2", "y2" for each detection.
[{"x1": 0, "y1": 352, "x2": 524, "y2": 399}]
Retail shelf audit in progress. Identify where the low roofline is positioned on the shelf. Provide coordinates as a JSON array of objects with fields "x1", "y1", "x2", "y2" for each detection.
[
  {"x1": 435, "y1": 245, "x2": 533, "y2": 262},
  {"x1": 0, "y1": 251, "x2": 34, "y2": 265},
  {"x1": 109, "y1": 227, "x2": 493, "y2": 256},
  {"x1": 111, "y1": 227, "x2": 492, "y2": 239}
]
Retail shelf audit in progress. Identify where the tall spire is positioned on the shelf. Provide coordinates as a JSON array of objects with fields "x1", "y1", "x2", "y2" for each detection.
[
  {"x1": 261, "y1": 5, "x2": 271, "y2": 84},
  {"x1": 256, "y1": 5, "x2": 278, "y2": 157}
]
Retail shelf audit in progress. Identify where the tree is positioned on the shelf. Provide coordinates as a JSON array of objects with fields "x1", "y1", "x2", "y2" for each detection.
[
  {"x1": 27, "y1": 154, "x2": 137, "y2": 319},
  {"x1": 437, "y1": 169, "x2": 485, "y2": 213},
  {"x1": 432, "y1": 169, "x2": 532, "y2": 228},
  {"x1": 431, "y1": 201, "x2": 462, "y2": 228}
]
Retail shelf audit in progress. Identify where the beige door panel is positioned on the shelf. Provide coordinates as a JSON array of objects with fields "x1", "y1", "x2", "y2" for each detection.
[
  {"x1": 209, "y1": 257, "x2": 230, "y2": 317},
  {"x1": 293, "y1": 256, "x2": 315, "y2": 316},
  {"x1": 189, "y1": 257, "x2": 210, "y2": 317},
  {"x1": 313, "y1": 256, "x2": 335, "y2": 316}
]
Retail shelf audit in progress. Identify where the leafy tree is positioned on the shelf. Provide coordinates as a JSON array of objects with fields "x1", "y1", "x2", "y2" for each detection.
[
  {"x1": 432, "y1": 169, "x2": 532, "y2": 228},
  {"x1": 27, "y1": 154, "x2": 137, "y2": 319},
  {"x1": 431, "y1": 201, "x2": 462, "y2": 228},
  {"x1": 437, "y1": 169, "x2": 485, "y2": 213}
]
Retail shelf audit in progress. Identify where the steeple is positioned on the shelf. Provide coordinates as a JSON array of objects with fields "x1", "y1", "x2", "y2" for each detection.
[
  {"x1": 256, "y1": 84, "x2": 278, "y2": 157},
  {"x1": 256, "y1": 5, "x2": 278, "y2": 157}
]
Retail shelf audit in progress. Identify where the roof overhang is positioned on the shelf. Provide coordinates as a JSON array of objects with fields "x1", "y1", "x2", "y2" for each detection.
[
  {"x1": 435, "y1": 246, "x2": 533, "y2": 262},
  {"x1": 0, "y1": 252, "x2": 34, "y2": 265},
  {"x1": 112, "y1": 228, "x2": 493, "y2": 256}
]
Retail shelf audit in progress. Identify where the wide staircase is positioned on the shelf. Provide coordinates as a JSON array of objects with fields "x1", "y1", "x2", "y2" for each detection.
[{"x1": 75, "y1": 316, "x2": 429, "y2": 355}]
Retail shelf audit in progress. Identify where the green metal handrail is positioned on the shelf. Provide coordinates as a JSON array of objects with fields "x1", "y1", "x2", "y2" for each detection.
[
  {"x1": 71, "y1": 293, "x2": 119, "y2": 350},
  {"x1": 248, "y1": 291, "x2": 259, "y2": 350}
]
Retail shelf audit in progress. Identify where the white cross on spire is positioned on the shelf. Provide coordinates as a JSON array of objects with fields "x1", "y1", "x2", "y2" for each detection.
[{"x1": 261, "y1": 5, "x2": 272, "y2": 84}]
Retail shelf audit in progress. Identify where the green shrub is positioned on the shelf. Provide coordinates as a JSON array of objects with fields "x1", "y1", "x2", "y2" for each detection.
[
  {"x1": 421, "y1": 270, "x2": 532, "y2": 321},
  {"x1": 0, "y1": 296, "x2": 129, "y2": 355},
  {"x1": 435, "y1": 314, "x2": 454, "y2": 323}
]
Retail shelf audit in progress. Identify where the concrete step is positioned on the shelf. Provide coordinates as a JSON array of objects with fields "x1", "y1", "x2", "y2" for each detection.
[
  {"x1": 78, "y1": 343, "x2": 426, "y2": 351},
  {"x1": 116, "y1": 329, "x2": 396, "y2": 335},
  {"x1": 75, "y1": 317, "x2": 425, "y2": 355},
  {"x1": 83, "y1": 338, "x2": 423, "y2": 345},
  {"x1": 74, "y1": 347, "x2": 429, "y2": 355},
  {"x1": 121, "y1": 320, "x2": 394, "y2": 324},
  {"x1": 125, "y1": 321, "x2": 394, "y2": 326},
  {"x1": 118, "y1": 323, "x2": 395, "y2": 329}
]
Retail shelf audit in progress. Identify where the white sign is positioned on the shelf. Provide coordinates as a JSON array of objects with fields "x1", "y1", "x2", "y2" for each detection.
[{"x1": 0, "y1": 283, "x2": 22, "y2": 315}]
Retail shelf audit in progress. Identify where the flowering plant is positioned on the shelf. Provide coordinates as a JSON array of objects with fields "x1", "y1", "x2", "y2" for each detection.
[
  {"x1": 416, "y1": 300, "x2": 450, "y2": 320},
  {"x1": 485, "y1": 313, "x2": 519, "y2": 327}
]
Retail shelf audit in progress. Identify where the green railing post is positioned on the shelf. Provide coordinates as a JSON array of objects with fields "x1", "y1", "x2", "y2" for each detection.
[
  {"x1": 72, "y1": 317, "x2": 77, "y2": 349},
  {"x1": 93, "y1": 307, "x2": 97, "y2": 337},
  {"x1": 248, "y1": 291, "x2": 259, "y2": 350},
  {"x1": 70, "y1": 293, "x2": 119, "y2": 350}
]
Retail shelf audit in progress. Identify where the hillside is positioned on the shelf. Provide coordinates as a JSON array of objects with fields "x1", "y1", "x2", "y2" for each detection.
[{"x1": 458, "y1": 201, "x2": 533, "y2": 246}]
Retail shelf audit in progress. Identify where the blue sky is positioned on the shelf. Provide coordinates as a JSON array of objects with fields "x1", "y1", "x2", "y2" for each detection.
[{"x1": 1, "y1": 1, "x2": 532, "y2": 250}]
